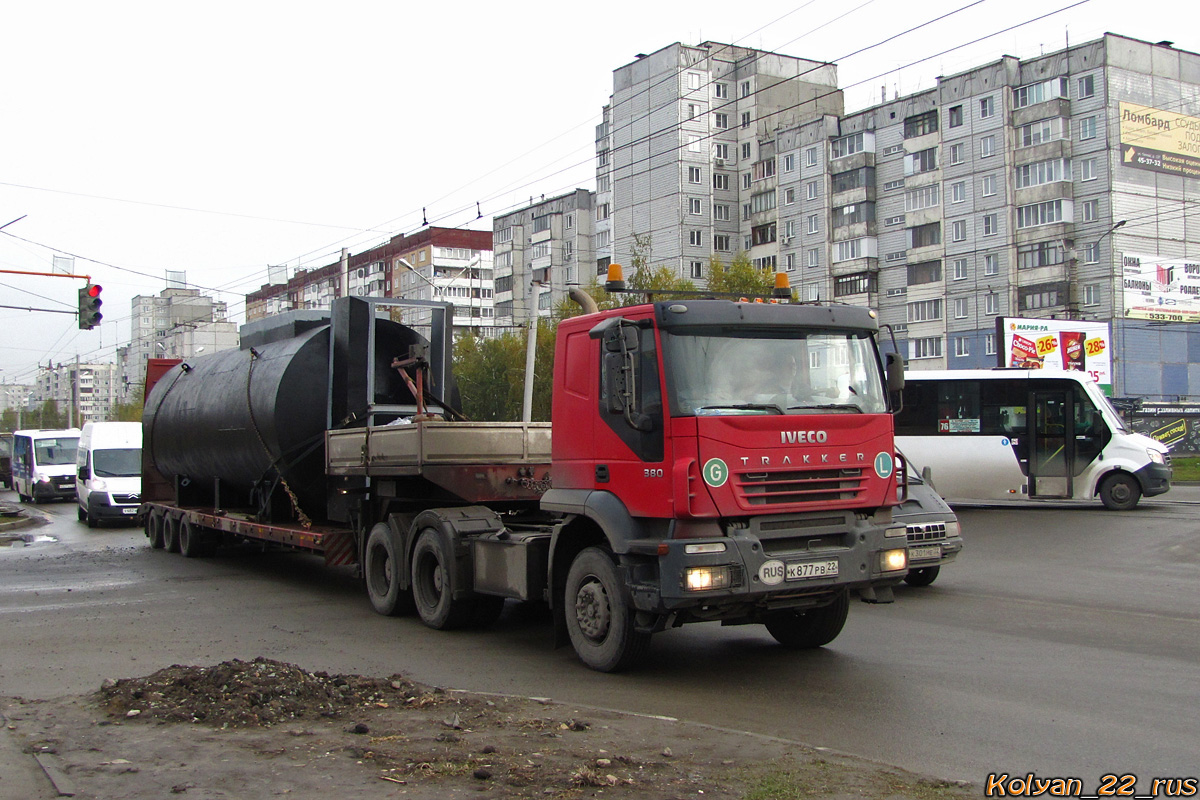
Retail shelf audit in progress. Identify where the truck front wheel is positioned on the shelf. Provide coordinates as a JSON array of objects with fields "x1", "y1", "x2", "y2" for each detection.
[
  {"x1": 564, "y1": 547, "x2": 651, "y2": 673},
  {"x1": 764, "y1": 591, "x2": 849, "y2": 648},
  {"x1": 365, "y1": 523, "x2": 413, "y2": 616}
]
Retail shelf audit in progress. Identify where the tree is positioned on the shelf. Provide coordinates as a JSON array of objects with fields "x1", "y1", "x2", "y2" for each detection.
[{"x1": 706, "y1": 252, "x2": 794, "y2": 300}]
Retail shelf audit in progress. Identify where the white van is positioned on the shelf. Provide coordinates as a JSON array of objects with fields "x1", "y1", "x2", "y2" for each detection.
[
  {"x1": 76, "y1": 422, "x2": 143, "y2": 526},
  {"x1": 12, "y1": 429, "x2": 81, "y2": 503}
]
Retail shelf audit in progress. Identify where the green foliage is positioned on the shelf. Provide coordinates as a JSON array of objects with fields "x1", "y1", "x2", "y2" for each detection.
[
  {"x1": 111, "y1": 401, "x2": 144, "y2": 422},
  {"x1": 452, "y1": 321, "x2": 556, "y2": 422},
  {"x1": 707, "y1": 252, "x2": 795, "y2": 300}
]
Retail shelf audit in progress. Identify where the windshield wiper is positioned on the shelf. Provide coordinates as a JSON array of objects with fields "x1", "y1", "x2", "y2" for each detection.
[
  {"x1": 786, "y1": 403, "x2": 863, "y2": 413},
  {"x1": 697, "y1": 403, "x2": 784, "y2": 415}
]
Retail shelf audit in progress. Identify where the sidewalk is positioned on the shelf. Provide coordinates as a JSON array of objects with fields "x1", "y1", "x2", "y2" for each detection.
[{"x1": 0, "y1": 707, "x2": 57, "y2": 800}]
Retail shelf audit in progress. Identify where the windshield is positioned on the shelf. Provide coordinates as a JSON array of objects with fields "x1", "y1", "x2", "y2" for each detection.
[
  {"x1": 1095, "y1": 392, "x2": 1129, "y2": 433},
  {"x1": 662, "y1": 330, "x2": 887, "y2": 416},
  {"x1": 34, "y1": 438, "x2": 79, "y2": 466},
  {"x1": 93, "y1": 448, "x2": 142, "y2": 478}
]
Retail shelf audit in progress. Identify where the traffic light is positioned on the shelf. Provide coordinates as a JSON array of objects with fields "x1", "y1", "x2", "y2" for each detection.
[{"x1": 78, "y1": 284, "x2": 103, "y2": 330}]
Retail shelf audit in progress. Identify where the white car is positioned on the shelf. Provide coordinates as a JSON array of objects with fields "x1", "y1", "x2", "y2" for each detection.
[{"x1": 895, "y1": 455, "x2": 963, "y2": 587}]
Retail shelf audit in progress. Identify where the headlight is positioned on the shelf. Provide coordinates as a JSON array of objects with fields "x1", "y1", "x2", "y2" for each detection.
[
  {"x1": 884, "y1": 525, "x2": 907, "y2": 538},
  {"x1": 944, "y1": 520, "x2": 961, "y2": 538},
  {"x1": 684, "y1": 565, "x2": 733, "y2": 591},
  {"x1": 92, "y1": 478, "x2": 108, "y2": 491},
  {"x1": 880, "y1": 549, "x2": 908, "y2": 572},
  {"x1": 1147, "y1": 449, "x2": 1165, "y2": 465},
  {"x1": 36, "y1": 473, "x2": 51, "y2": 484}
]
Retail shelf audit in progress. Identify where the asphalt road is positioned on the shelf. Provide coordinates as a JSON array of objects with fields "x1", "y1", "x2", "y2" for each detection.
[{"x1": 2, "y1": 488, "x2": 1197, "y2": 788}]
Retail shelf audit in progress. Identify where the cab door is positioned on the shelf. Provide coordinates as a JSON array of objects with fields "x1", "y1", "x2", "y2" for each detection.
[{"x1": 1028, "y1": 388, "x2": 1073, "y2": 498}]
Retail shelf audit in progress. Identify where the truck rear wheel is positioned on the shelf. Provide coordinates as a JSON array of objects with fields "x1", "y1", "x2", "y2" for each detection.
[
  {"x1": 147, "y1": 512, "x2": 165, "y2": 549},
  {"x1": 179, "y1": 518, "x2": 210, "y2": 558},
  {"x1": 365, "y1": 523, "x2": 414, "y2": 616},
  {"x1": 564, "y1": 547, "x2": 651, "y2": 673},
  {"x1": 764, "y1": 591, "x2": 849, "y2": 649},
  {"x1": 164, "y1": 516, "x2": 181, "y2": 553},
  {"x1": 411, "y1": 528, "x2": 476, "y2": 630}
]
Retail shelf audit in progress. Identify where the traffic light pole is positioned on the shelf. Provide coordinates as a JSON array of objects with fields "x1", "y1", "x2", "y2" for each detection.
[{"x1": 0, "y1": 268, "x2": 101, "y2": 328}]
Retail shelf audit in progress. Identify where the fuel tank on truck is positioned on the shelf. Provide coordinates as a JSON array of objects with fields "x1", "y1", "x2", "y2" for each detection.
[{"x1": 143, "y1": 309, "x2": 429, "y2": 522}]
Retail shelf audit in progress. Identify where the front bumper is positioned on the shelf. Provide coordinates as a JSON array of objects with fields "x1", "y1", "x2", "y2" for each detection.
[
  {"x1": 34, "y1": 479, "x2": 76, "y2": 500},
  {"x1": 87, "y1": 493, "x2": 143, "y2": 521},
  {"x1": 1135, "y1": 462, "x2": 1172, "y2": 497}
]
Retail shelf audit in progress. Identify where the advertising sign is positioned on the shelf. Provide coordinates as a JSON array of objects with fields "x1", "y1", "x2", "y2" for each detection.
[
  {"x1": 1120, "y1": 252, "x2": 1200, "y2": 323},
  {"x1": 996, "y1": 317, "x2": 1112, "y2": 392},
  {"x1": 1118, "y1": 102, "x2": 1200, "y2": 178},
  {"x1": 1131, "y1": 403, "x2": 1200, "y2": 455}
]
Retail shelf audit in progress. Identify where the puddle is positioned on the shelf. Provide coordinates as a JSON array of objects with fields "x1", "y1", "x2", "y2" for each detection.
[{"x1": 0, "y1": 533, "x2": 58, "y2": 547}]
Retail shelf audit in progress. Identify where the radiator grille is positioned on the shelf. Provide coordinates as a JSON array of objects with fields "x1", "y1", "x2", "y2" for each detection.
[{"x1": 734, "y1": 468, "x2": 864, "y2": 507}]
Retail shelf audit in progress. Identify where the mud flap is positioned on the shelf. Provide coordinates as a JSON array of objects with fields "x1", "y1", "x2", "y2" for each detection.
[{"x1": 857, "y1": 585, "x2": 895, "y2": 604}]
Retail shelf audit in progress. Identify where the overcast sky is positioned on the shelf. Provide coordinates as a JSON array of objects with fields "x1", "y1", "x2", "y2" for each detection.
[{"x1": 0, "y1": 0, "x2": 1191, "y2": 385}]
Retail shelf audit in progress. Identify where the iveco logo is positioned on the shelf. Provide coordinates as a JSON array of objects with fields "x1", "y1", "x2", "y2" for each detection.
[{"x1": 780, "y1": 430, "x2": 828, "y2": 444}]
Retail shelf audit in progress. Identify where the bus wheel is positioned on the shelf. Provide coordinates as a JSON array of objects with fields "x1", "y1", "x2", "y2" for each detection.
[
  {"x1": 764, "y1": 591, "x2": 849, "y2": 648},
  {"x1": 77, "y1": 505, "x2": 87, "y2": 522},
  {"x1": 1099, "y1": 472, "x2": 1141, "y2": 511},
  {"x1": 364, "y1": 523, "x2": 414, "y2": 616},
  {"x1": 564, "y1": 547, "x2": 651, "y2": 672},
  {"x1": 904, "y1": 566, "x2": 940, "y2": 587}
]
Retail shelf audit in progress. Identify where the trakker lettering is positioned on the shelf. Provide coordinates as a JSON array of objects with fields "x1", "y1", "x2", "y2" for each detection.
[
  {"x1": 780, "y1": 430, "x2": 828, "y2": 444},
  {"x1": 743, "y1": 452, "x2": 867, "y2": 466}
]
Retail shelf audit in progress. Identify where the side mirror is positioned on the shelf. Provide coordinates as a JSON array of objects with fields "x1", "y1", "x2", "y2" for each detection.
[{"x1": 885, "y1": 352, "x2": 905, "y2": 392}]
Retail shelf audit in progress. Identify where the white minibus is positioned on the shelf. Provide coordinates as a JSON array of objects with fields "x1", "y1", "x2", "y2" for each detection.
[
  {"x1": 895, "y1": 370, "x2": 1171, "y2": 510},
  {"x1": 12, "y1": 428, "x2": 82, "y2": 503},
  {"x1": 76, "y1": 421, "x2": 143, "y2": 526}
]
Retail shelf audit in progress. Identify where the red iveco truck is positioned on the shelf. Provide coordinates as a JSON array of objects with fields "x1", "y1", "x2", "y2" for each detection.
[{"x1": 141, "y1": 290, "x2": 908, "y2": 671}]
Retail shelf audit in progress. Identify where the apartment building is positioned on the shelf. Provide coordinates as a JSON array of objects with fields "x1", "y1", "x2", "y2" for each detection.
[{"x1": 35, "y1": 361, "x2": 119, "y2": 423}]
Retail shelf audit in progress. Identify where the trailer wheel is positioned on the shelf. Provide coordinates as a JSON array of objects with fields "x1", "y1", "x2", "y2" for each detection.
[
  {"x1": 147, "y1": 511, "x2": 165, "y2": 550},
  {"x1": 564, "y1": 547, "x2": 651, "y2": 673},
  {"x1": 164, "y1": 516, "x2": 181, "y2": 554},
  {"x1": 1099, "y1": 472, "x2": 1141, "y2": 511},
  {"x1": 365, "y1": 523, "x2": 414, "y2": 616},
  {"x1": 764, "y1": 591, "x2": 849, "y2": 649},
  {"x1": 179, "y1": 518, "x2": 209, "y2": 558},
  {"x1": 903, "y1": 566, "x2": 940, "y2": 587}
]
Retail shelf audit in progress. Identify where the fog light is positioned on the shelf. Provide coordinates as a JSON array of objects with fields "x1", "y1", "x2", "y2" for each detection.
[
  {"x1": 884, "y1": 525, "x2": 907, "y2": 538},
  {"x1": 880, "y1": 549, "x2": 908, "y2": 572},
  {"x1": 684, "y1": 542, "x2": 727, "y2": 555},
  {"x1": 684, "y1": 565, "x2": 732, "y2": 591}
]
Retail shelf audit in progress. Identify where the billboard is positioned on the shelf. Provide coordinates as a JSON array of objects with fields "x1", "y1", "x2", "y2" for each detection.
[
  {"x1": 996, "y1": 316, "x2": 1112, "y2": 393},
  {"x1": 1131, "y1": 403, "x2": 1200, "y2": 455},
  {"x1": 1120, "y1": 252, "x2": 1200, "y2": 322},
  {"x1": 1118, "y1": 102, "x2": 1200, "y2": 178}
]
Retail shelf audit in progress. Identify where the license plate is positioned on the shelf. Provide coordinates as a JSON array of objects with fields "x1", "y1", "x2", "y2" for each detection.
[
  {"x1": 908, "y1": 545, "x2": 942, "y2": 561},
  {"x1": 121, "y1": 507, "x2": 138, "y2": 515},
  {"x1": 786, "y1": 559, "x2": 839, "y2": 580}
]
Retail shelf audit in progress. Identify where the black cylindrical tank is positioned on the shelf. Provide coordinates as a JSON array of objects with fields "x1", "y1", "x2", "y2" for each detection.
[{"x1": 144, "y1": 316, "x2": 424, "y2": 521}]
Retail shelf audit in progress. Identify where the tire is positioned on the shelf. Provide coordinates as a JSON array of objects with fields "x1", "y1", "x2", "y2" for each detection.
[
  {"x1": 147, "y1": 512, "x2": 165, "y2": 550},
  {"x1": 764, "y1": 591, "x2": 850, "y2": 649},
  {"x1": 179, "y1": 518, "x2": 207, "y2": 558},
  {"x1": 904, "y1": 565, "x2": 940, "y2": 587},
  {"x1": 86, "y1": 509, "x2": 98, "y2": 529},
  {"x1": 77, "y1": 504, "x2": 87, "y2": 522},
  {"x1": 164, "y1": 516, "x2": 181, "y2": 554},
  {"x1": 1099, "y1": 472, "x2": 1141, "y2": 511},
  {"x1": 563, "y1": 547, "x2": 651, "y2": 673},
  {"x1": 364, "y1": 523, "x2": 414, "y2": 616},
  {"x1": 410, "y1": 528, "x2": 475, "y2": 630}
]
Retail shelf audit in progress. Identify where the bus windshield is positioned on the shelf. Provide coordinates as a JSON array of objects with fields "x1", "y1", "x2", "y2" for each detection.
[
  {"x1": 33, "y1": 438, "x2": 78, "y2": 466},
  {"x1": 662, "y1": 330, "x2": 887, "y2": 417}
]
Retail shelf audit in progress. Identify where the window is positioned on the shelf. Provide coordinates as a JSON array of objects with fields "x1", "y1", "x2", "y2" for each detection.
[
  {"x1": 687, "y1": 72, "x2": 701, "y2": 90},
  {"x1": 884, "y1": 179, "x2": 905, "y2": 191},
  {"x1": 950, "y1": 181, "x2": 965, "y2": 204},
  {"x1": 1079, "y1": 116, "x2": 1097, "y2": 140},
  {"x1": 834, "y1": 238, "x2": 869, "y2": 261},
  {"x1": 955, "y1": 337, "x2": 970, "y2": 357},
  {"x1": 1084, "y1": 242, "x2": 1100, "y2": 263},
  {"x1": 1015, "y1": 158, "x2": 1070, "y2": 188},
  {"x1": 807, "y1": 248, "x2": 819, "y2": 267},
  {"x1": 1019, "y1": 282, "x2": 1066, "y2": 310},
  {"x1": 907, "y1": 298, "x2": 943, "y2": 322},
  {"x1": 1018, "y1": 241, "x2": 1063, "y2": 269},
  {"x1": 565, "y1": 213, "x2": 574, "y2": 229},
  {"x1": 784, "y1": 220, "x2": 796, "y2": 239},
  {"x1": 831, "y1": 166, "x2": 874, "y2": 192},
  {"x1": 689, "y1": 198, "x2": 702, "y2": 215},
  {"x1": 948, "y1": 105, "x2": 963, "y2": 128},
  {"x1": 1013, "y1": 77, "x2": 1068, "y2": 109},
  {"x1": 910, "y1": 222, "x2": 941, "y2": 249},
  {"x1": 688, "y1": 166, "x2": 702, "y2": 184},
  {"x1": 714, "y1": 203, "x2": 730, "y2": 221},
  {"x1": 807, "y1": 214, "x2": 819, "y2": 234},
  {"x1": 714, "y1": 234, "x2": 731, "y2": 252},
  {"x1": 741, "y1": 111, "x2": 751, "y2": 128},
  {"x1": 904, "y1": 110, "x2": 939, "y2": 138},
  {"x1": 598, "y1": 149, "x2": 610, "y2": 167},
  {"x1": 953, "y1": 258, "x2": 968, "y2": 280},
  {"x1": 1078, "y1": 74, "x2": 1095, "y2": 99},
  {"x1": 690, "y1": 261, "x2": 704, "y2": 278},
  {"x1": 596, "y1": 203, "x2": 611, "y2": 220},
  {"x1": 905, "y1": 147, "x2": 938, "y2": 175},
  {"x1": 689, "y1": 230, "x2": 704, "y2": 246},
  {"x1": 783, "y1": 153, "x2": 796, "y2": 172},
  {"x1": 832, "y1": 202, "x2": 875, "y2": 226},
  {"x1": 742, "y1": 203, "x2": 751, "y2": 220},
  {"x1": 950, "y1": 143, "x2": 963, "y2": 165},
  {"x1": 907, "y1": 260, "x2": 942, "y2": 285},
  {"x1": 742, "y1": 173, "x2": 751, "y2": 189},
  {"x1": 752, "y1": 159, "x2": 775, "y2": 181},
  {"x1": 979, "y1": 96, "x2": 994, "y2": 118},
  {"x1": 531, "y1": 242, "x2": 551, "y2": 259},
  {"x1": 807, "y1": 181, "x2": 819, "y2": 200},
  {"x1": 983, "y1": 214, "x2": 997, "y2": 236},
  {"x1": 982, "y1": 174, "x2": 996, "y2": 196},
  {"x1": 714, "y1": 113, "x2": 729, "y2": 129},
  {"x1": 785, "y1": 253, "x2": 796, "y2": 271},
  {"x1": 980, "y1": 135, "x2": 995, "y2": 158},
  {"x1": 751, "y1": 190, "x2": 776, "y2": 214},
  {"x1": 715, "y1": 82, "x2": 728, "y2": 98},
  {"x1": 885, "y1": 215, "x2": 904, "y2": 226},
  {"x1": 805, "y1": 147, "x2": 818, "y2": 167},
  {"x1": 952, "y1": 220, "x2": 967, "y2": 242},
  {"x1": 740, "y1": 80, "x2": 751, "y2": 98},
  {"x1": 985, "y1": 333, "x2": 996, "y2": 355},
  {"x1": 497, "y1": 227, "x2": 513, "y2": 243},
  {"x1": 954, "y1": 297, "x2": 969, "y2": 318},
  {"x1": 1016, "y1": 199, "x2": 1066, "y2": 229},
  {"x1": 714, "y1": 143, "x2": 730, "y2": 161},
  {"x1": 1082, "y1": 157, "x2": 1098, "y2": 181},
  {"x1": 687, "y1": 103, "x2": 701, "y2": 120},
  {"x1": 713, "y1": 173, "x2": 729, "y2": 190},
  {"x1": 1084, "y1": 284, "x2": 1101, "y2": 305},
  {"x1": 784, "y1": 188, "x2": 795, "y2": 205},
  {"x1": 1083, "y1": 199, "x2": 1099, "y2": 222},
  {"x1": 752, "y1": 223, "x2": 777, "y2": 246},
  {"x1": 985, "y1": 292, "x2": 999, "y2": 314},
  {"x1": 1018, "y1": 117, "x2": 1064, "y2": 147},
  {"x1": 883, "y1": 143, "x2": 904, "y2": 156},
  {"x1": 687, "y1": 135, "x2": 701, "y2": 153},
  {"x1": 831, "y1": 132, "x2": 866, "y2": 159},
  {"x1": 834, "y1": 271, "x2": 876, "y2": 296},
  {"x1": 910, "y1": 337, "x2": 942, "y2": 360},
  {"x1": 906, "y1": 184, "x2": 941, "y2": 211},
  {"x1": 532, "y1": 215, "x2": 551, "y2": 234},
  {"x1": 984, "y1": 253, "x2": 998, "y2": 275},
  {"x1": 742, "y1": 142, "x2": 752, "y2": 160}
]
